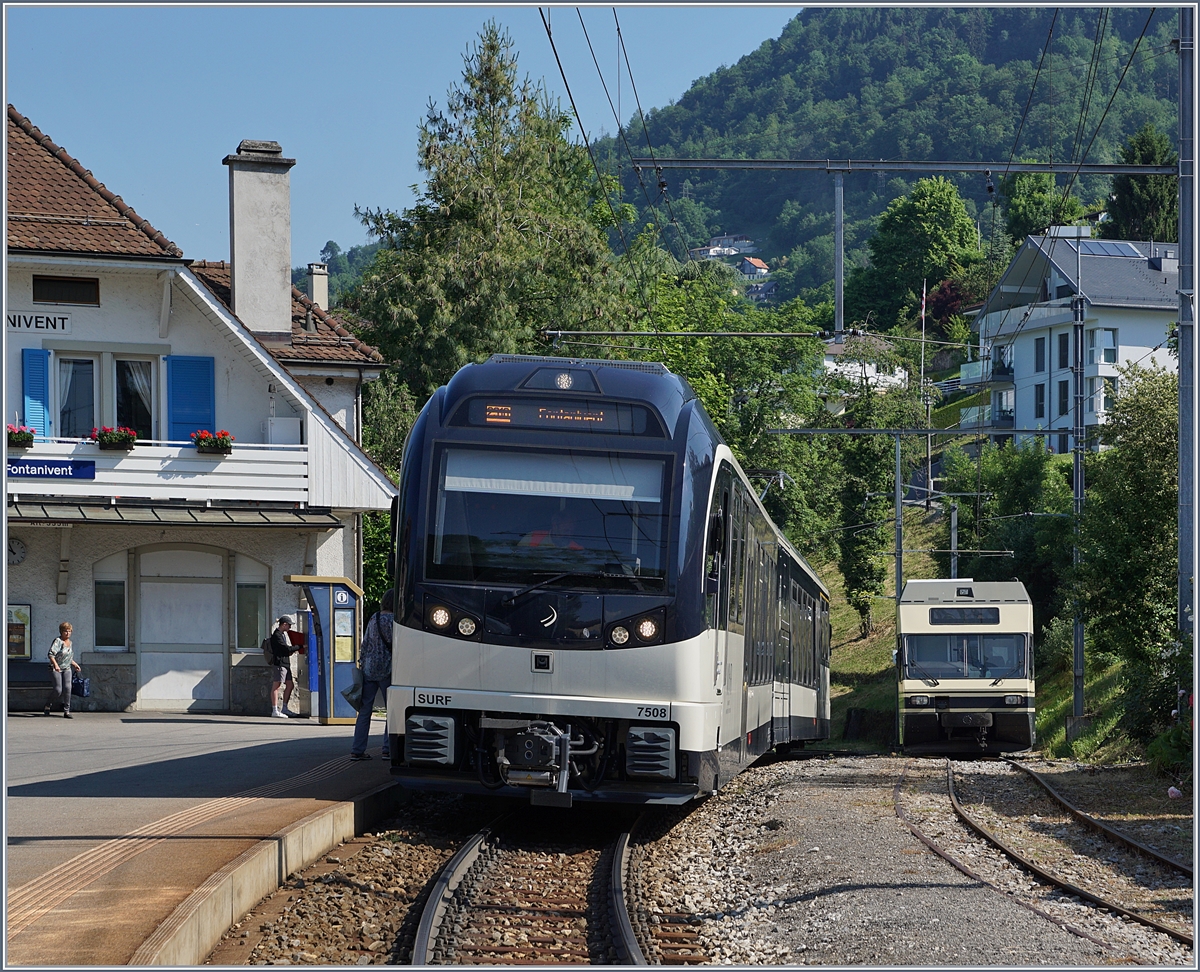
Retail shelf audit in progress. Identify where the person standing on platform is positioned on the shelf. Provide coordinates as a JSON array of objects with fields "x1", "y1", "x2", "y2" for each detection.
[
  {"x1": 269, "y1": 615, "x2": 299, "y2": 718},
  {"x1": 350, "y1": 589, "x2": 394, "y2": 761},
  {"x1": 45, "y1": 622, "x2": 81, "y2": 718}
]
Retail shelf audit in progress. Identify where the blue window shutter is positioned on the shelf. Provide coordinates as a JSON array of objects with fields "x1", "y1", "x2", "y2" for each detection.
[
  {"x1": 166, "y1": 356, "x2": 215, "y2": 441},
  {"x1": 22, "y1": 348, "x2": 51, "y2": 437}
]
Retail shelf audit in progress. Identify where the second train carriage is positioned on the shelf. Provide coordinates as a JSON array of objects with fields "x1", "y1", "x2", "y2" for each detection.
[
  {"x1": 897, "y1": 578, "x2": 1035, "y2": 753},
  {"x1": 385, "y1": 355, "x2": 831, "y2": 805}
]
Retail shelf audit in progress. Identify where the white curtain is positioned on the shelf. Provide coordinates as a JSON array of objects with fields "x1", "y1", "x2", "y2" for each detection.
[
  {"x1": 124, "y1": 360, "x2": 153, "y2": 420},
  {"x1": 58, "y1": 359, "x2": 75, "y2": 435}
]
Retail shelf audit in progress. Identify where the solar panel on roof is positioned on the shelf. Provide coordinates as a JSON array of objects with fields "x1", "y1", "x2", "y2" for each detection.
[{"x1": 1076, "y1": 239, "x2": 1143, "y2": 258}]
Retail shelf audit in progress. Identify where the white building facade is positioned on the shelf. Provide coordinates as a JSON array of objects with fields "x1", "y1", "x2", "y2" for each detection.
[
  {"x1": 5, "y1": 107, "x2": 394, "y2": 714},
  {"x1": 965, "y1": 230, "x2": 1178, "y2": 452}
]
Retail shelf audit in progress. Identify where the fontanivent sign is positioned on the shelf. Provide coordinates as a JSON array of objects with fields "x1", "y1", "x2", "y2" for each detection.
[
  {"x1": 7, "y1": 458, "x2": 95, "y2": 479},
  {"x1": 7, "y1": 310, "x2": 72, "y2": 334}
]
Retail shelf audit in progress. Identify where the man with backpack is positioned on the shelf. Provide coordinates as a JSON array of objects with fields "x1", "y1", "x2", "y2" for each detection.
[
  {"x1": 350, "y1": 590, "x2": 394, "y2": 760},
  {"x1": 267, "y1": 615, "x2": 300, "y2": 718}
]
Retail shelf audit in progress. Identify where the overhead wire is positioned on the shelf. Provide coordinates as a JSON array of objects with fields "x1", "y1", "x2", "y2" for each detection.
[
  {"x1": 574, "y1": 9, "x2": 675, "y2": 258},
  {"x1": 537, "y1": 6, "x2": 660, "y2": 338},
  {"x1": 614, "y1": 8, "x2": 692, "y2": 263}
]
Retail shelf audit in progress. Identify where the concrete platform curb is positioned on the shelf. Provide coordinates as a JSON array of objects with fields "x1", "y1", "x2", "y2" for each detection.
[{"x1": 128, "y1": 780, "x2": 405, "y2": 966}]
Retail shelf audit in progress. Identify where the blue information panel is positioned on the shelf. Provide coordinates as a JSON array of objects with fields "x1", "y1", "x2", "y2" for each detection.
[{"x1": 285, "y1": 575, "x2": 362, "y2": 725}]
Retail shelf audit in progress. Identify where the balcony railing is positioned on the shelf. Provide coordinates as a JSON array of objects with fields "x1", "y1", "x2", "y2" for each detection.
[
  {"x1": 959, "y1": 358, "x2": 1013, "y2": 386},
  {"x1": 960, "y1": 405, "x2": 991, "y2": 427},
  {"x1": 6, "y1": 439, "x2": 308, "y2": 503}
]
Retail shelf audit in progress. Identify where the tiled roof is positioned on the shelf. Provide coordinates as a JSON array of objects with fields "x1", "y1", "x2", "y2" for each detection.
[
  {"x1": 742, "y1": 257, "x2": 769, "y2": 270},
  {"x1": 188, "y1": 261, "x2": 383, "y2": 366},
  {"x1": 7, "y1": 105, "x2": 182, "y2": 258}
]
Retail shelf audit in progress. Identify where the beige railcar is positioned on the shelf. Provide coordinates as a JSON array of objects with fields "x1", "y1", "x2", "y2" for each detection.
[{"x1": 897, "y1": 579, "x2": 1035, "y2": 753}]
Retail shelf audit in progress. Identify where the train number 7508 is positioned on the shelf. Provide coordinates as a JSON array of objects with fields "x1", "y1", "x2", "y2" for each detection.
[{"x1": 637, "y1": 706, "x2": 668, "y2": 719}]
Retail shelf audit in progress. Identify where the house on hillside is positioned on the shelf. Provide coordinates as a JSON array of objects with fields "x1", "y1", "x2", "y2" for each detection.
[
  {"x1": 709, "y1": 233, "x2": 757, "y2": 253},
  {"x1": 688, "y1": 245, "x2": 738, "y2": 261},
  {"x1": 5, "y1": 106, "x2": 394, "y2": 715},
  {"x1": 744, "y1": 280, "x2": 778, "y2": 302},
  {"x1": 963, "y1": 226, "x2": 1178, "y2": 451},
  {"x1": 738, "y1": 256, "x2": 770, "y2": 278},
  {"x1": 820, "y1": 334, "x2": 909, "y2": 414}
]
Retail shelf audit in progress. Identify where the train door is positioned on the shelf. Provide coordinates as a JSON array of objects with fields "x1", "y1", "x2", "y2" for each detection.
[
  {"x1": 707, "y1": 469, "x2": 734, "y2": 739},
  {"x1": 773, "y1": 565, "x2": 791, "y2": 744}
]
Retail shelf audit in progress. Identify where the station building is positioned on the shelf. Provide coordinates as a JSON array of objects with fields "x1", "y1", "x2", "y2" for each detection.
[{"x1": 5, "y1": 105, "x2": 396, "y2": 714}]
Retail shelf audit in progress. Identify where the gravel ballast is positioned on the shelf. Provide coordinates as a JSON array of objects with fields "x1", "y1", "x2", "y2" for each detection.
[{"x1": 208, "y1": 757, "x2": 1192, "y2": 966}]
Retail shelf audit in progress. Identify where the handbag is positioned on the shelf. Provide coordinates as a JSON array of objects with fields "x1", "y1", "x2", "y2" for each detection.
[
  {"x1": 341, "y1": 666, "x2": 363, "y2": 711},
  {"x1": 71, "y1": 673, "x2": 90, "y2": 698}
]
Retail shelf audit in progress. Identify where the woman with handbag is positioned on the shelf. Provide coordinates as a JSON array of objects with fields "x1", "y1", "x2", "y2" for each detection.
[
  {"x1": 45, "y1": 622, "x2": 81, "y2": 718},
  {"x1": 350, "y1": 589, "x2": 394, "y2": 761}
]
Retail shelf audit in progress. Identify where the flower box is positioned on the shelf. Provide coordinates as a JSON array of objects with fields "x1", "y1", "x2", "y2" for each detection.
[
  {"x1": 7, "y1": 425, "x2": 34, "y2": 448},
  {"x1": 91, "y1": 426, "x2": 138, "y2": 449},
  {"x1": 191, "y1": 429, "x2": 234, "y2": 455}
]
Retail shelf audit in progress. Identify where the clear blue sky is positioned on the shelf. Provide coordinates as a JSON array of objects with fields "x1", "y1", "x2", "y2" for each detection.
[{"x1": 5, "y1": 5, "x2": 801, "y2": 266}]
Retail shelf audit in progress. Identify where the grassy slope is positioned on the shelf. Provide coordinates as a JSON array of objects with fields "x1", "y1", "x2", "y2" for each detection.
[{"x1": 808, "y1": 507, "x2": 941, "y2": 750}]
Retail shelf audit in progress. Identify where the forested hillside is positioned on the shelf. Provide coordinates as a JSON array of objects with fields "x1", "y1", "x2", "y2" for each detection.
[{"x1": 595, "y1": 8, "x2": 1178, "y2": 299}]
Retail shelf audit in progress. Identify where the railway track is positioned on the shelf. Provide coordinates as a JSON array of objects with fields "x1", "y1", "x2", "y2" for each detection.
[
  {"x1": 410, "y1": 808, "x2": 708, "y2": 966},
  {"x1": 895, "y1": 759, "x2": 1193, "y2": 952}
]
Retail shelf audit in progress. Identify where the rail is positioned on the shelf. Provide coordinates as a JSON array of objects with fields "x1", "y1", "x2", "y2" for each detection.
[
  {"x1": 946, "y1": 761, "x2": 1193, "y2": 947},
  {"x1": 1002, "y1": 758, "x2": 1192, "y2": 878}
]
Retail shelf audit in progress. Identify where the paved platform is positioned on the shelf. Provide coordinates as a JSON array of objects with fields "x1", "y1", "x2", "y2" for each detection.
[{"x1": 5, "y1": 710, "x2": 397, "y2": 966}]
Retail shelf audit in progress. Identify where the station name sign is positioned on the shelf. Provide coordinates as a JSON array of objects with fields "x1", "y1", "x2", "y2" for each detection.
[
  {"x1": 7, "y1": 310, "x2": 72, "y2": 334},
  {"x1": 7, "y1": 458, "x2": 95, "y2": 480}
]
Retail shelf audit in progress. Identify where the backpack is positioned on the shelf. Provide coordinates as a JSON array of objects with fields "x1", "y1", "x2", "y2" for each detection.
[
  {"x1": 361, "y1": 612, "x2": 394, "y2": 682},
  {"x1": 260, "y1": 636, "x2": 275, "y2": 663}
]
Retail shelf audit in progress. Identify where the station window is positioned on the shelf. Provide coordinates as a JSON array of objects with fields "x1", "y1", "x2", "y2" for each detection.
[
  {"x1": 1057, "y1": 380, "x2": 1070, "y2": 417},
  {"x1": 1034, "y1": 383, "x2": 1045, "y2": 420},
  {"x1": 59, "y1": 358, "x2": 96, "y2": 437},
  {"x1": 115, "y1": 359, "x2": 154, "y2": 439},
  {"x1": 93, "y1": 551, "x2": 128, "y2": 650},
  {"x1": 236, "y1": 555, "x2": 269, "y2": 651},
  {"x1": 33, "y1": 275, "x2": 99, "y2": 305},
  {"x1": 1057, "y1": 333, "x2": 1070, "y2": 369},
  {"x1": 1034, "y1": 337, "x2": 1046, "y2": 373}
]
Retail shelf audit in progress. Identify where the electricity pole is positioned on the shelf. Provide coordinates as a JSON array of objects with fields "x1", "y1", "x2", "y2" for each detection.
[
  {"x1": 1072, "y1": 293, "x2": 1086, "y2": 724},
  {"x1": 1178, "y1": 8, "x2": 1195, "y2": 645}
]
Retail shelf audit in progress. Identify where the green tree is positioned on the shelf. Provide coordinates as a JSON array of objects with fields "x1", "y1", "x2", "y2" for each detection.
[
  {"x1": 1000, "y1": 171, "x2": 1084, "y2": 244},
  {"x1": 834, "y1": 383, "x2": 925, "y2": 635},
  {"x1": 346, "y1": 24, "x2": 638, "y2": 396},
  {"x1": 1078, "y1": 364, "x2": 1182, "y2": 740},
  {"x1": 358, "y1": 370, "x2": 420, "y2": 613},
  {"x1": 1100, "y1": 123, "x2": 1178, "y2": 242},
  {"x1": 846, "y1": 177, "x2": 977, "y2": 331},
  {"x1": 935, "y1": 439, "x2": 1073, "y2": 637}
]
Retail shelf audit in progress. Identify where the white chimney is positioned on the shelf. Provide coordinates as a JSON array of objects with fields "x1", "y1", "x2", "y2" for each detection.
[
  {"x1": 306, "y1": 262, "x2": 329, "y2": 310},
  {"x1": 223, "y1": 139, "x2": 296, "y2": 337}
]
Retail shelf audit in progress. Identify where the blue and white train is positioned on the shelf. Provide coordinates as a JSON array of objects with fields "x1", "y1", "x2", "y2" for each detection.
[{"x1": 385, "y1": 355, "x2": 830, "y2": 805}]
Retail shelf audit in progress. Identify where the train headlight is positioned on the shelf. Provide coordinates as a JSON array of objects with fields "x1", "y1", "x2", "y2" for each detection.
[
  {"x1": 555, "y1": 371, "x2": 574, "y2": 390},
  {"x1": 457, "y1": 617, "x2": 477, "y2": 637},
  {"x1": 909, "y1": 695, "x2": 929, "y2": 706},
  {"x1": 636, "y1": 617, "x2": 659, "y2": 641},
  {"x1": 1004, "y1": 695, "x2": 1024, "y2": 706},
  {"x1": 429, "y1": 606, "x2": 452, "y2": 629},
  {"x1": 610, "y1": 625, "x2": 630, "y2": 645}
]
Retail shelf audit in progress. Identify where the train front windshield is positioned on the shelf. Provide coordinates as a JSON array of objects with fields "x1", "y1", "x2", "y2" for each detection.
[
  {"x1": 427, "y1": 447, "x2": 670, "y2": 589},
  {"x1": 905, "y1": 634, "x2": 1027, "y2": 680}
]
